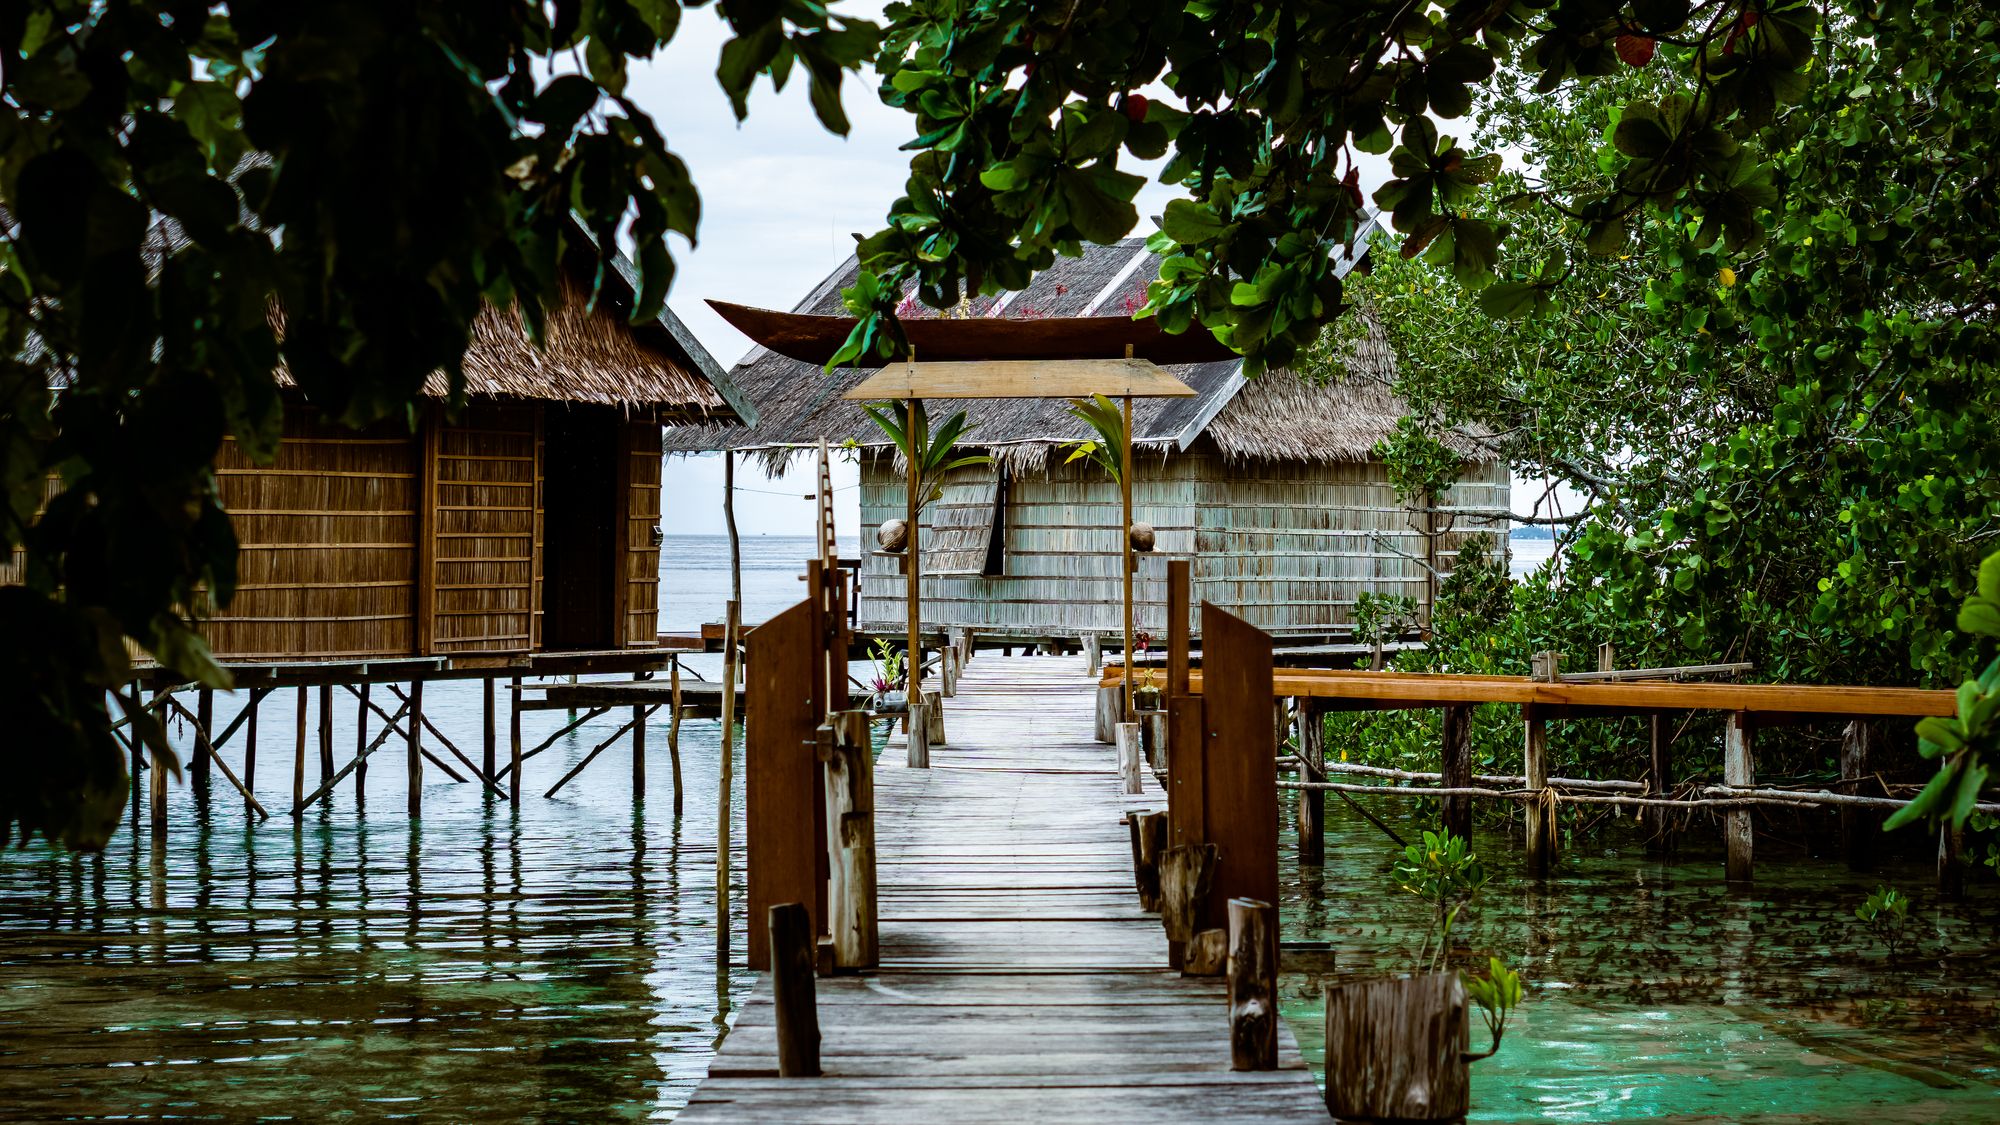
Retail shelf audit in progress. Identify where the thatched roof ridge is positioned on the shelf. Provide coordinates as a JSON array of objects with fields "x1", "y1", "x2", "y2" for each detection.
[{"x1": 665, "y1": 224, "x2": 1484, "y2": 469}]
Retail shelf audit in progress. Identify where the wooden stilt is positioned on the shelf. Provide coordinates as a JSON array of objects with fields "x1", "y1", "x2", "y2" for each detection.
[
  {"x1": 1939, "y1": 821, "x2": 1965, "y2": 899},
  {"x1": 508, "y1": 676, "x2": 522, "y2": 807},
  {"x1": 1841, "y1": 720, "x2": 1879, "y2": 869},
  {"x1": 718, "y1": 601, "x2": 740, "y2": 968},
  {"x1": 1228, "y1": 897, "x2": 1277, "y2": 1071},
  {"x1": 769, "y1": 902, "x2": 821, "y2": 1077},
  {"x1": 1440, "y1": 704, "x2": 1472, "y2": 841},
  {"x1": 1645, "y1": 711, "x2": 1672, "y2": 851},
  {"x1": 317, "y1": 683, "x2": 334, "y2": 783},
  {"x1": 244, "y1": 689, "x2": 260, "y2": 792},
  {"x1": 159, "y1": 695, "x2": 269, "y2": 820},
  {"x1": 1723, "y1": 711, "x2": 1753, "y2": 883},
  {"x1": 150, "y1": 692, "x2": 170, "y2": 842},
  {"x1": 193, "y1": 688, "x2": 213, "y2": 790},
  {"x1": 482, "y1": 677, "x2": 497, "y2": 784},
  {"x1": 355, "y1": 682, "x2": 371, "y2": 804},
  {"x1": 1297, "y1": 700, "x2": 1325, "y2": 866},
  {"x1": 632, "y1": 702, "x2": 647, "y2": 799},
  {"x1": 293, "y1": 686, "x2": 308, "y2": 809},
  {"x1": 667, "y1": 666, "x2": 683, "y2": 817},
  {"x1": 407, "y1": 680, "x2": 424, "y2": 819},
  {"x1": 1523, "y1": 704, "x2": 1551, "y2": 877}
]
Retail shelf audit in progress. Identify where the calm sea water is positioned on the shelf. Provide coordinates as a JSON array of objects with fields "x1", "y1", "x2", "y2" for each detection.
[{"x1": 3, "y1": 534, "x2": 1993, "y2": 1121}]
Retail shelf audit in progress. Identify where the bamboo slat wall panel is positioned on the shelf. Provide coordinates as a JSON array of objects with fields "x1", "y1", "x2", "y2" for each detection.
[
  {"x1": 430, "y1": 404, "x2": 538, "y2": 654},
  {"x1": 206, "y1": 411, "x2": 418, "y2": 659},
  {"x1": 624, "y1": 419, "x2": 664, "y2": 646},
  {"x1": 922, "y1": 467, "x2": 1001, "y2": 576},
  {"x1": 858, "y1": 450, "x2": 1508, "y2": 640},
  {"x1": 532, "y1": 408, "x2": 546, "y2": 651}
]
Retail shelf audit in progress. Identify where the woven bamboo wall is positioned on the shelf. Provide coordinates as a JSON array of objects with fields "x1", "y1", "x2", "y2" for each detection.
[
  {"x1": 858, "y1": 452, "x2": 1508, "y2": 639},
  {"x1": 206, "y1": 410, "x2": 419, "y2": 659},
  {"x1": 429, "y1": 403, "x2": 539, "y2": 654},
  {"x1": 623, "y1": 419, "x2": 664, "y2": 646}
]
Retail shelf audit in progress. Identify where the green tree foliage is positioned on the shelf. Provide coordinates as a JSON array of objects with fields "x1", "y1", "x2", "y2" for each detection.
[
  {"x1": 1, "y1": 1, "x2": 878, "y2": 848},
  {"x1": 838, "y1": 1, "x2": 1822, "y2": 371}
]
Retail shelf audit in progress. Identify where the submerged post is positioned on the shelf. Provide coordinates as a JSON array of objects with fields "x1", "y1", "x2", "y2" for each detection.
[
  {"x1": 482, "y1": 677, "x2": 497, "y2": 784},
  {"x1": 508, "y1": 676, "x2": 522, "y2": 808},
  {"x1": 1723, "y1": 711, "x2": 1753, "y2": 882},
  {"x1": 356, "y1": 682, "x2": 371, "y2": 803},
  {"x1": 1523, "y1": 703, "x2": 1550, "y2": 877},
  {"x1": 1297, "y1": 699, "x2": 1325, "y2": 865},
  {"x1": 717, "y1": 601, "x2": 739, "y2": 968},
  {"x1": 194, "y1": 688, "x2": 214, "y2": 790},
  {"x1": 1440, "y1": 704, "x2": 1472, "y2": 841},
  {"x1": 407, "y1": 679, "x2": 424, "y2": 819},
  {"x1": 769, "y1": 902, "x2": 821, "y2": 1077}
]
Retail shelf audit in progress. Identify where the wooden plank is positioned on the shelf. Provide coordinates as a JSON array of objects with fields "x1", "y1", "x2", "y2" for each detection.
[
  {"x1": 745, "y1": 599, "x2": 823, "y2": 970},
  {"x1": 841, "y1": 358, "x2": 1196, "y2": 400}
]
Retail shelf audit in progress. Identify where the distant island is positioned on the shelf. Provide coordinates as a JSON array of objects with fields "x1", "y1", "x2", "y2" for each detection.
[{"x1": 1510, "y1": 525, "x2": 1556, "y2": 541}]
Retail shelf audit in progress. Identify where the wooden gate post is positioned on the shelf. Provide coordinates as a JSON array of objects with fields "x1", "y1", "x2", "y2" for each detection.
[
  {"x1": 1723, "y1": 711, "x2": 1753, "y2": 883},
  {"x1": 745, "y1": 600, "x2": 826, "y2": 970},
  {"x1": 822, "y1": 710, "x2": 878, "y2": 970}
]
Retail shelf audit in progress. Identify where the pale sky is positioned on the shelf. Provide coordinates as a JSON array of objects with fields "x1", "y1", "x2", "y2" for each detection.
[{"x1": 628, "y1": 12, "x2": 1558, "y2": 536}]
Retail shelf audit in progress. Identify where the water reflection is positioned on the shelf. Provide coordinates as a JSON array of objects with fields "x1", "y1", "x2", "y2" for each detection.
[
  {"x1": 1279, "y1": 803, "x2": 2000, "y2": 1122},
  {"x1": 0, "y1": 677, "x2": 751, "y2": 1121}
]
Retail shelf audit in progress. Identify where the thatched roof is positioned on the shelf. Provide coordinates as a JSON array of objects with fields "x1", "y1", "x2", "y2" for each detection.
[
  {"x1": 662, "y1": 219, "x2": 1478, "y2": 470},
  {"x1": 137, "y1": 210, "x2": 749, "y2": 420}
]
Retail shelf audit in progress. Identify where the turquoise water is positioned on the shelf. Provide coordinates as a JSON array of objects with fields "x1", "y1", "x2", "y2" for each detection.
[{"x1": 1277, "y1": 800, "x2": 2000, "y2": 1122}]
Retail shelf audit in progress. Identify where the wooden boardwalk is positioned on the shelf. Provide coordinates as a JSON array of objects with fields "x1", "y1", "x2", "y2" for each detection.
[{"x1": 681, "y1": 654, "x2": 1326, "y2": 1122}]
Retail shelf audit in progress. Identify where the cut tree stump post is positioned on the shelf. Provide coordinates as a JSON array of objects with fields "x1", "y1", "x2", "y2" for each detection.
[
  {"x1": 1440, "y1": 704, "x2": 1471, "y2": 841},
  {"x1": 1185, "y1": 928, "x2": 1227, "y2": 975},
  {"x1": 1297, "y1": 700, "x2": 1325, "y2": 866},
  {"x1": 1084, "y1": 633, "x2": 1100, "y2": 675},
  {"x1": 822, "y1": 710, "x2": 878, "y2": 971},
  {"x1": 1095, "y1": 683, "x2": 1122, "y2": 743},
  {"x1": 1228, "y1": 897, "x2": 1277, "y2": 1071},
  {"x1": 1141, "y1": 710, "x2": 1168, "y2": 771},
  {"x1": 1324, "y1": 973, "x2": 1470, "y2": 1122},
  {"x1": 1723, "y1": 711, "x2": 1754, "y2": 883},
  {"x1": 907, "y1": 698, "x2": 931, "y2": 769},
  {"x1": 1841, "y1": 720, "x2": 1879, "y2": 869},
  {"x1": 1135, "y1": 811, "x2": 1167, "y2": 911},
  {"x1": 769, "y1": 902, "x2": 821, "y2": 1077},
  {"x1": 1523, "y1": 703, "x2": 1551, "y2": 877},
  {"x1": 1116, "y1": 722, "x2": 1143, "y2": 794},
  {"x1": 1159, "y1": 842, "x2": 1218, "y2": 959},
  {"x1": 924, "y1": 695, "x2": 945, "y2": 746},
  {"x1": 1645, "y1": 712, "x2": 1672, "y2": 852}
]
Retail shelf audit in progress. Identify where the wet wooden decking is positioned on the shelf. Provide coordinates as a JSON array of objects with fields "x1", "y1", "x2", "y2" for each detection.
[{"x1": 680, "y1": 654, "x2": 1326, "y2": 1122}]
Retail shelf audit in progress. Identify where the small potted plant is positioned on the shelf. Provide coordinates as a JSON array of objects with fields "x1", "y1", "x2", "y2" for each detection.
[
  {"x1": 1130, "y1": 631, "x2": 1162, "y2": 711},
  {"x1": 868, "y1": 639, "x2": 907, "y2": 713},
  {"x1": 1323, "y1": 830, "x2": 1522, "y2": 1121}
]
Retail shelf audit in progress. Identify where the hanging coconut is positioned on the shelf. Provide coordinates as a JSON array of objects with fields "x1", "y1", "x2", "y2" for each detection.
[
  {"x1": 1129, "y1": 522, "x2": 1157, "y2": 552},
  {"x1": 878, "y1": 518, "x2": 910, "y2": 553}
]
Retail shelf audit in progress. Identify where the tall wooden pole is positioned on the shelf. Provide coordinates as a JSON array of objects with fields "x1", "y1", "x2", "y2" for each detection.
[
  {"x1": 724, "y1": 450, "x2": 742, "y2": 607},
  {"x1": 718, "y1": 601, "x2": 741, "y2": 968},
  {"x1": 1121, "y1": 390, "x2": 1135, "y2": 724},
  {"x1": 906, "y1": 396, "x2": 924, "y2": 740}
]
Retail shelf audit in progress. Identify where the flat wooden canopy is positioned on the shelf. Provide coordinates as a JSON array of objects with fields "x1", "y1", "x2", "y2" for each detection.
[
  {"x1": 710, "y1": 300, "x2": 1240, "y2": 366},
  {"x1": 842, "y1": 358, "x2": 1195, "y2": 400},
  {"x1": 1104, "y1": 666, "x2": 1956, "y2": 720}
]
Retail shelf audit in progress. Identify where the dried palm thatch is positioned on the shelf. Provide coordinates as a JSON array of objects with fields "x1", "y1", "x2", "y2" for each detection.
[{"x1": 663, "y1": 227, "x2": 1484, "y2": 473}]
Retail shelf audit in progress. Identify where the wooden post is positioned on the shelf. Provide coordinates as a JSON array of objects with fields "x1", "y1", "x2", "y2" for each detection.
[
  {"x1": 1094, "y1": 683, "x2": 1122, "y2": 744},
  {"x1": 193, "y1": 688, "x2": 213, "y2": 790},
  {"x1": 907, "y1": 698, "x2": 932, "y2": 768},
  {"x1": 1297, "y1": 699, "x2": 1325, "y2": 866},
  {"x1": 725, "y1": 450, "x2": 742, "y2": 606},
  {"x1": 407, "y1": 679, "x2": 424, "y2": 819},
  {"x1": 1084, "y1": 633, "x2": 1100, "y2": 675},
  {"x1": 1200, "y1": 604, "x2": 1279, "y2": 932},
  {"x1": 1645, "y1": 712, "x2": 1671, "y2": 851},
  {"x1": 1116, "y1": 721, "x2": 1143, "y2": 795},
  {"x1": 1121, "y1": 389, "x2": 1135, "y2": 724},
  {"x1": 293, "y1": 686, "x2": 308, "y2": 809},
  {"x1": 1440, "y1": 704, "x2": 1472, "y2": 841},
  {"x1": 1324, "y1": 974, "x2": 1470, "y2": 1121},
  {"x1": 1228, "y1": 897, "x2": 1277, "y2": 1071},
  {"x1": 1523, "y1": 703, "x2": 1551, "y2": 877},
  {"x1": 822, "y1": 710, "x2": 878, "y2": 970},
  {"x1": 1159, "y1": 842, "x2": 1218, "y2": 956},
  {"x1": 905, "y1": 395, "x2": 925, "y2": 765},
  {"x1": 1185, "y1": 929, "x2": 1228, "y2": 975},
  {"x1": 317, "y1": 683, "x2": 334, "y2": 783},
  {"x1": 150, "y1": 692, "x2": 170, "y2": 841},
  {"x1": 244, "y1": 689, "x2": 259, "y2": 791},
  {"x1": 1841, "y1": 720, "x2": 1878, "y2": 869},
  {"x1": 482, "y1": 677, "x2": 497, "y2": 784},
  {"x1": 507, "y1": 676, "x2": 522, "y2": 808},
  {"x1": 1723, "y1": 711, "x2": 1753, "y2": 883},
  {"x1": 632, "y1": 699, "x2": 647, "y2": 799},
  {"x1": 717, "y1": 602, "x2": 739, "y2": 967},
  {"x1": 768, "y1": 902, "x2": 821, "y2": 1078},
  {"x1": 924, "y1": 694, "x2": 945, "y2": 747},
  {"x1": 1129, "y1": 810, "x2": 1167, "y2": 911},
  {"x1": 355, "y1": 682, "x2": 371, "y2": 803},
  {"x1": 1141, "y1": 709, "x2": 1168, "y2": 771},
  {"x1": 1597, "y1": 642, "x2": 1616, "y2": 672},
  {"x1": 1938, "y1": 822, "x2": 1965, "y2": 900}
]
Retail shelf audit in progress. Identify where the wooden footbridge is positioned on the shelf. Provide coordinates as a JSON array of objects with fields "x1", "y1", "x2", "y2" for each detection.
[{"x1": 681, "y1": 653, "x2": 1326, "y2": 1121}]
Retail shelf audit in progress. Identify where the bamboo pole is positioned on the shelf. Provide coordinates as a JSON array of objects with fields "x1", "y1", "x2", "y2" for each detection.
[
  {"x1": 1121, "y1": 385, "x2": 1135, "y2": 724},
  {"x1": 906, "y1": 395, "x2": 924, "y2": 762},
  {"x1": 407, "y1": 679, "x2": 424, "y2": 818},
  {"x1": 725, "y1": 450, "x2": 742, "y2": 607},
  {"x1": 717, "y1": 600, "x2": 740, "y2": 969},
  {"x1": 508, "y1": 676, "x2": 522, "y2": 808}
]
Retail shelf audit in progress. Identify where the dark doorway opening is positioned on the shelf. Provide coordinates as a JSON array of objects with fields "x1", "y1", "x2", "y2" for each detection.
[{"x1": 542, "y1": 407, "x2": 620, "y2": 650}]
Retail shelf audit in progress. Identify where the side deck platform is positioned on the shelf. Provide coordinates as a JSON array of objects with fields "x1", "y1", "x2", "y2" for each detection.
[{"x1": 680, "y1": 655, "x2": 1325, "y2": 1122}]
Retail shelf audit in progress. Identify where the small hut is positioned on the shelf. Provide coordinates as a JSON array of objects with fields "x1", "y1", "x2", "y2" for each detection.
[
  {"x1": 201, "y1": 245, "x2": 747, "y2": 661},
  {"x1": 663, "y1": 235, "x2": 1507, "y2": 643}
]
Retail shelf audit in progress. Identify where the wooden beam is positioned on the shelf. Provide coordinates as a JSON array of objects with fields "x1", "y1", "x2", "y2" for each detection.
[{"x1": 841, "y1": 358, "x2": 1195, "y2": 401}]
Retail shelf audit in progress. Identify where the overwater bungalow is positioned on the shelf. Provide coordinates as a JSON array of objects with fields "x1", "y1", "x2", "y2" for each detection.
[{"x1": 663, "y1": 235, "x2": 1508, "y2": 643}]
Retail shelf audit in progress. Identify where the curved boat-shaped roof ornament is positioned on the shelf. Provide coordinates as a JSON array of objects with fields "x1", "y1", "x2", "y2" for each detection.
[{"x1": 708, "y1": 300, "x2": 1240, "y2": 367}]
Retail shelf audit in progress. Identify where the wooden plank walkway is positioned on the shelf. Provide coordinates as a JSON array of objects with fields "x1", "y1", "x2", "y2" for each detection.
[{"x1": 681, "y1": 654, "x2": 1326, "y2": 1122}]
